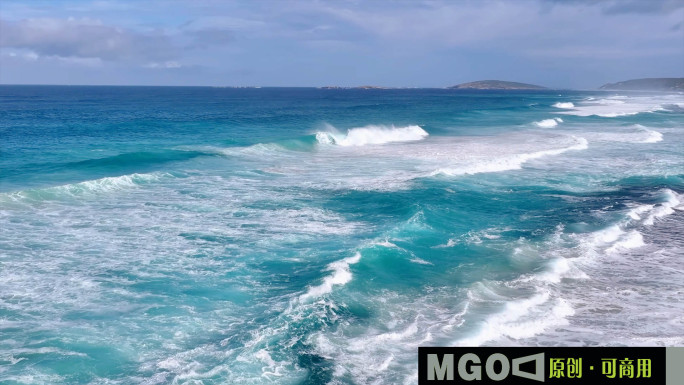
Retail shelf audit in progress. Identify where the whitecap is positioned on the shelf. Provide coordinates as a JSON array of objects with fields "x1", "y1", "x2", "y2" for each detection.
[
  {"x1": 558, "y1": 94, "x2": 681, "y2": 117},
  {"x1": 552, "y1": 102, "x2": 575, "y2": 109},
  {"x1": 455, "y1": 290, "x2": 574, "y2": 346},
  {"x1": 315, "y1": 124, "x2": 428, "y2": 146},
  {"x1": 534, "y1": 117, "x2": 563, "y2": 128},
  {"x1": 431, "y1": 137, "x2": 587, "y2": 176},
  {"x1": 0, "y1": 172, "x2": 166, "y2": 203},
  {"x1": 299, "y1": 252, "x2": 362, "y2": 301}
]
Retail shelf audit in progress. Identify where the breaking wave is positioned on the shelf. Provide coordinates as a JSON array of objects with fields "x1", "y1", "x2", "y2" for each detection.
[
  {"x1": 553, "y1": 102, "x2": 575, "y2": 109},
  {"x1": 431, "y1": 137, "x2": 588, "y2": 176},
  {"x1": 534, "y1": 117, "x2": 563, "y2": 128},
  {"x1": 584, "y1": 125, "x2": 663, "y2": 144},
  {"x1": 557, "y1": 95, "x2": 683, "y2": 117},
  {"x1": 0, "y1": 173, "x2": 166, "y2": 203},
  {"x1": 299, "y1": 252, "x2": 362, "y2": 301},
  {"x1": 454, "y1": 188, "x2": 683, "y2": 346},
  {"x1": 639, "y1": 127, "x2": 664, "y2": 143},
  {"x1": 315, "y1": 124, "x2": 428, "y2": 146}
]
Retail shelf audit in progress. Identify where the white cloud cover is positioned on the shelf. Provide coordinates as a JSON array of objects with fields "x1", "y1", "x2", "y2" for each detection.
[
  {"x1": 0, "y1": 0, "x2": 681, "y2": 86},
  {"x1": 0, "y1": 17, "x2": 177, "y2": 63}
]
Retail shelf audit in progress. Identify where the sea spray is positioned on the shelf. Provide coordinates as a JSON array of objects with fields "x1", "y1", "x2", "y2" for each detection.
[{"x1": 315, "y1": 124, "x2": 429, "y2": 146}]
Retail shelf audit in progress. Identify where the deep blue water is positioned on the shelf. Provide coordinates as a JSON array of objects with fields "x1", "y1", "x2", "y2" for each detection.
[{"x1": 1, "y1": 86, "x2": 683, "y2": 384}]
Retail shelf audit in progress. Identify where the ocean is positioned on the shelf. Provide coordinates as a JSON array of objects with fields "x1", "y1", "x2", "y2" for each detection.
[{"x1": 0, "y1": 86, "x2": 682, "y2": 384}]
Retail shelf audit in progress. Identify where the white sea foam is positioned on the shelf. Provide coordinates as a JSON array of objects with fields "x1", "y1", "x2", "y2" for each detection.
[
  {"x1": 553, "y1": 102, "x2": 575, "y2": 109},
  {"x1": 591, "y1": 224, "x2": 623, "y2": 244},
  {"x1": 627, "y1": 204, "x2": 653, "y2": 220},
  {"x1": 534, "y1": 117, "x2": 563, "y2": 128},
  {"x1": 409, "y1": 257, "x2": 433, "y2": 265},
  {"x1": 2, "y1": 374, "x2": 67, "y2": 384},
  {"x1": 315, "y1": 124, "x2": 428, "y2": 146},
  {"x1": 456, "y1": 290, "x2": 574, "y2": 346},
  {"x1": 572, "y1": 189, "x2": 681, "y2": 257},
  {"x1": 643, "y1": 189, "x2": 682, "y2": 226},
  {"x1": 586, "y1": 125, "x2": 664, "y2": 144},
  {"x1": 314, "y1": 132, "x2": 335, "y2": 145},
  {"x1": 451, "y1": 190, "x2": 682, "y2": 347},
  {"x1": 263, "y1": 208, "x2": 358, "y2": 235},
  {"x1": 628, "y1": 124, "x2": 663, "y2": 143},
  {"x1": 433, "y1": 238, "x2": 458, "y2": 248},
  {"x1": 585, "y1": 124, "x2": 663, "y2": 143},
  {"x1": 557, "y1": 94, "x2": 681, "y2": 117},
  {"x1": 432, "y1": 136, "x2": 587, "y2": 176},
  {"x1": 373, "y1": 239, "x2": 401, "y2": 249},
  {"x1": 255, "y1": 349, "x2": 288, "y2": 377},
  {"x1": 0, "y1": 173, "x2": 165, "y2": 203},
  {"x1": 641, "y1": 129, "x2": 663, "y2": 143},
  {"x1": 453, "y1": 234, "x2": 586, "y2": 347},
  {"x1": 55, "y1": 173, "x2": 163, "y2": 194},
  {"x1": 605, "y1": 230, "x2": 645, "y2": 254},
  {"x1": 299, "y1": 252, "x2": 361, "y2": 301},
  {"x1": 575, "y1": 224, "x2": 636, "y2": 258},
  {"x1": 453, "y1": 224, "x2": 593, "y2": 347},
  {"x1": 530, "y1": 257, "x2": 588, "y2": 284},
  {"x1": 525, "y1": 190, "x2": 684, "y2": 346},
  {"x1": 191, "y1": 131, "x2": 594, "y2": 193},
  {"x1": 231, "y1": 143, "x2": 291, "y2": 157},
  {"x1": 310, "y1": 289, "x2": 469, "y2": 385}
]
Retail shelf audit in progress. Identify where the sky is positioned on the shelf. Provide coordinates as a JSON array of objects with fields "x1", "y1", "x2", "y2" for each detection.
[{"x1": 0, "y1": 0, "x2": 682, "y2": 89}]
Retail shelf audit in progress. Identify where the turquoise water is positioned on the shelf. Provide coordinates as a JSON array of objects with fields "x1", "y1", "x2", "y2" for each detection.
[{"x1": 1, "y1": 86, "x2": 683, "y2": 384}]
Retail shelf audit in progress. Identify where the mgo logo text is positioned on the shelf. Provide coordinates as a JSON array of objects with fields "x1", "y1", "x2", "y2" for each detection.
[{"x1": 418, "y1": 347, "x2": 666, "y2": 384}]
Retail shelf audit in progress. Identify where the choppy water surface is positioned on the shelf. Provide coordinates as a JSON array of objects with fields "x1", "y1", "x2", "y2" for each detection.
[{"x1": 1, "y1": 86, "x2": 682, "y2": 384}]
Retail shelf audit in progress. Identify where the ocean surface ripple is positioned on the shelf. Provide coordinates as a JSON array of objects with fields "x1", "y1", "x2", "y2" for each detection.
[{"x1": 0, "y1": 86, "x2": 682, "y2": 384}]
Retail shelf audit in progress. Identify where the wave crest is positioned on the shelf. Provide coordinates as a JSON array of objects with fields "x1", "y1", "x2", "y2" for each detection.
[
  {"x1": 534, "y1": 118, "x2": 563, "y2": 128},
  {"x1": 585, "y1": 125, "x2": 663, "y2": 144},
  {"x1": 639, "y1": 128, "x2": 663, "y2": 143},
  {"x1": 0, "y1": 173, "x2": 165, "y2": 203},
  {"x1": 552, "y1": 102, "x2": 574, "y2": 109},
  {"x1": 315, "y1": 124, "x2": 428, "y2": 146},
  {"x1": 299, "y1": 252, "x2": 361, "y2": 301},
  {"x1": 557, "y1": 94, "x2": 682, "y2": 117},
  {"x1": 432, "y1": 137, "x2": 587, "y2": 176}
]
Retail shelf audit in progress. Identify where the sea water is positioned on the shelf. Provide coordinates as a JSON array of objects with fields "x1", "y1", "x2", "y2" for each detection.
[{"x1": 0, "y1": 86, "x2": 682, "y2": 384}]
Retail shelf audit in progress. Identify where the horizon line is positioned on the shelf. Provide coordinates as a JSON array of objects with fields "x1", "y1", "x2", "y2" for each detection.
[{"x1": 0, "y1": 83, "x2": 609, "y2": 91}]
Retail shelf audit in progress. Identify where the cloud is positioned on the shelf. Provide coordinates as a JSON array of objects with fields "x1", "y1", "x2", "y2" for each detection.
[
  {"x1": 0, "y1": 17, "x2": 178, "y2": 63},
  {"x1": 599, "y1": 0, "x2": 684, "y2": 15},
  {"x1": 315, "y1": 1, "x2": 534, "y2": 46},
  {"x1": 179, "y1": 15, "x2": 266, "y2": 48},
  {"x1": 544, "y1": 0, "x2": 684, "y2": 14},
  {"x1": 308, "y1": 0, "x2": 684, "y2": 59},
  {"x1": 181, "y1": 15, "x2": 265, "y2": 32},
  {"x1": 186, "y1": 28, "x2": 235, "y2": 47},
  {"x1": 144, "y1": 61, "x2": 182, "y2": 69},
  {"x1": 0, "y1": 0, "x2": 681, "y2": 87}
]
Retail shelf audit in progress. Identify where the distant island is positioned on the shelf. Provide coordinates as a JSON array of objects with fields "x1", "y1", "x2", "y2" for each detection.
[
  {"x1": 449, "y1": 80, "x2": 547, "y2": 90},
  {"x1": 354, "y1": 85, "x2": 392, "y2": 89},
  {"x1": 599, "y1": 78, "x2": 684, "y2": 91}
]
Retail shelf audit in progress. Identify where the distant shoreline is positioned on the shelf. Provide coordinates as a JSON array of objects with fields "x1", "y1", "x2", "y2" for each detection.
[{"x1": 0, "y1": 81, "x2": 682, "y2": 92}]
